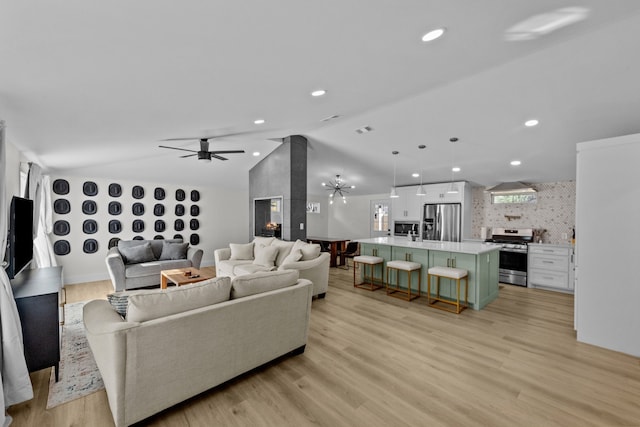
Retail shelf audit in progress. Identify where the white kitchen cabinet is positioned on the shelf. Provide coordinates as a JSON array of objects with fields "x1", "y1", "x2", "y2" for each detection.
[
  {"x1": 424, "y1": 181, "x2": 466, "y2": 204},
  {"x1": 528, "y1": 244, "x2": 574, "y2": 292},
  {"x1": 391, "y1": 186, "x2": 423, "y2": 221}
]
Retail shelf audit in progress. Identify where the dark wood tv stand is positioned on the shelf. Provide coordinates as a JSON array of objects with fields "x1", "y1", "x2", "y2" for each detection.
[{"x1": 11, "y1": 266, "x2": 63, "y2": 381}]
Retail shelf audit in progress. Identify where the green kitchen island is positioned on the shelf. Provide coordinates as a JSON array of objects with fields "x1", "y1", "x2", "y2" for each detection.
[{"x1": 356, "y1": 237, "x2": 501, "y2": 310}]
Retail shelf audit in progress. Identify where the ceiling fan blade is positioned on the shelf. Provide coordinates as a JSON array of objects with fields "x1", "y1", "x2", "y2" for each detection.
[
  {"x1": 159, "y1": 145, "x2": 198, "y2": 153},
  {"x1": 180, "y1": 153, "x2": 198, "y2": 158},
  {"x1": 209, "y1": 150, "x2": 245, "y2": 155},
  {"x1": 211, "y1": 154, "x2": 229, "y2": 161}
]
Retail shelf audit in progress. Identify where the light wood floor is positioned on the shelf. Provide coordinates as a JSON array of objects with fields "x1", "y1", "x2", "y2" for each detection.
[{"x1": 8, "y1": 267, "x2": 640, "y2": 426}]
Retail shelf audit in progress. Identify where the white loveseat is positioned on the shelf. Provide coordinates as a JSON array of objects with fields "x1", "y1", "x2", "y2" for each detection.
[
  {"x1": 105, "y1": 238, "x2": 203, "y2": 292},
  {"x1": 84, "y1": 270, "x2": 312, "y2": 427},
  {"x1": 214, "y1": 237, "x2": 330, "y2": 298}
]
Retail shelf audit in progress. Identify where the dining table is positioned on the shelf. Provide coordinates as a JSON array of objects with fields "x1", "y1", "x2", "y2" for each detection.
[{"x1": 306, "y1": 236, "x2": 350, "y2": 268}]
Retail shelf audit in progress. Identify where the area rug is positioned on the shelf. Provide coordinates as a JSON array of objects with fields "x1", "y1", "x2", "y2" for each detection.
[{"x1": 46, "y1": 301, "x2": 104, "y2": 408}]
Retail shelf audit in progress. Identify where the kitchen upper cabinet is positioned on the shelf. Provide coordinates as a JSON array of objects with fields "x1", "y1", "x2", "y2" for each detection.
[
  {"x1": 424, "y1": 182, "x2": 466, "y2": 204},
  {"x1": 528, "y1": 244, "x2": 574, "y2": 292},
  {"x1": 391, "y1": 186, "x2": 423, "y2": 221}
]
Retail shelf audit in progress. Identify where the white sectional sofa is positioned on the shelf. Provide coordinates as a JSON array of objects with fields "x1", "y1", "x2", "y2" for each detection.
[
  {"x1": 84, "y1": 270, "x2": 313, "y2": 427},
  {"x1": 214, "y1": 237, "x2": 330, "y2": 298}
]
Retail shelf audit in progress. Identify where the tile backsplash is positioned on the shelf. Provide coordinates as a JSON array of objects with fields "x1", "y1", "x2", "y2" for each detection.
[{"x1": 471, "y1": 181, "x2": 576, "y2": 244}]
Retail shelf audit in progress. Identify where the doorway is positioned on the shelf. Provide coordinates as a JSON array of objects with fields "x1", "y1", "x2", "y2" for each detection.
[{"x1": 370, "y1": 199, "x2": 391, "y2": 238}]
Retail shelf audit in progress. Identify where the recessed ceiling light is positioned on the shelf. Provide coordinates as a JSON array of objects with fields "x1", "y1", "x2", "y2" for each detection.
[
  {"x1": 254, "y1": 119, "x2": 265, "y2": 125},
  {"x1": 252, "y1": 152, "x2": 260, "y2": 157},
  {"x1": 412, "y1": 173, "x2": 420, "y2": 178},
  {"x1": 452, "y1": 167, "x2": 461, "y2": 172},
  {"x1": 525, "y1": 119, "x2": 539, "y2": 127},
  {"x1": 422, "y1": 28, "x2": 446, "y2": 42},
  {"x1": 311, "y1": 89, "x2": 326, "y2": 97},
  {"x1": 510, "y1": 160, "x2": 521, "y2": 166}
]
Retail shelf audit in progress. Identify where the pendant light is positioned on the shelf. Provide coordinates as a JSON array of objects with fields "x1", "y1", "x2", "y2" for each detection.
[
  {"x1": 390, "y1": 151, "x2": 399, "y2": 198},
  {"x1": 416, "y1": 144, "x2": 427, "y2": 196},
  {"x1": 447, "y1": 137, "x2": 459, "y2": 194}
]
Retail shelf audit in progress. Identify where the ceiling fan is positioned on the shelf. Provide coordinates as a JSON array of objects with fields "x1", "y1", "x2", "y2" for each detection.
[{"x1": 159, "y1": 131, "x2": 249, "y2": 162}]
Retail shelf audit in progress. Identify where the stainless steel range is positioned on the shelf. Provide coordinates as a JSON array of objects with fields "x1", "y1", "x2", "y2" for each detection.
[{"x1": 486, "y1": 227, "x2": 534, "y2": 287}]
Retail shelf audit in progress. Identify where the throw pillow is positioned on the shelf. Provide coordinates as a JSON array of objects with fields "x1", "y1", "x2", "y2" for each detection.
[
  {"x1": 118, "y1": 242, "x2": 156, "y2": 264},
  {"x1": 231, "y1": 270, "x2": 299, "y2": 299},
  {"x1": 126, "y1": 276, "x2": 232, "y2": 322},
  {"x1": 301, "y1": 243, "x2": 321, "y2": 261},
  {"x1": 270, "y1": 239, "x2": 295, "y2": 266},
  {"x1": 229, "y1": 242, "x2": 255, "y2": 260},
  {"x1": 253, "y1": 236, "x2": 275, "y2": 247},
  {"x1": 281, "y1": 249, "x2": 303, "y2": 265},
  {"x1": 106, "y1": 289, "x2": 155, "y2": 317},
  {"x1": 253, "y1": 245, "x2": 279, "y2": 268},
  {"x1": 159, "y1": 241, "x2": 189, "y2": 260},
  {"x1": 106, "y1": 293, "x2": 129, "y2": 317}
]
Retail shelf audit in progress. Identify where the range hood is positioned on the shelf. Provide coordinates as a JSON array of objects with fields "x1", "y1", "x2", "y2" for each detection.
[{"x1": 486, "y1": 181, "x2": 537, "y2": 194}]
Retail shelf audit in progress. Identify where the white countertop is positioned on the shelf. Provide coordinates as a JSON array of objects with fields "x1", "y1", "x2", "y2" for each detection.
[{"x1": 356, "y1": 237, "x2": 501, "y2": 255}]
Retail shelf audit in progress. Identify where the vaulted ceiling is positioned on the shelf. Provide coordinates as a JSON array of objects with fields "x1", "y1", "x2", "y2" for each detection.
[{"x1": 2, "y1": 1, "x2": 640, "y2": 196}]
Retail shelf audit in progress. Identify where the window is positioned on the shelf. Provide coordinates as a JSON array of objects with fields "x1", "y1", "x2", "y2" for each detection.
[{"x1": 491, "y1": 193, "x2": 537, "y2": 204}]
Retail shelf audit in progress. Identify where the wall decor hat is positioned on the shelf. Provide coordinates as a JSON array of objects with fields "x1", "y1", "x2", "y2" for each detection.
[
  {"x1": 108, "y1": 220, "x2": 122, "y2": 234},
  {"x1": 132, "y1": 219, "x2": 145, "y2": 233},
  {"x1": 54, "y1": 199, "x2": 71, "y2": 214},
  {"x1": 190, "y1": 205, "x2": 200, "y2": 216},
  {"x1": 82, "y1": 200, "x2": 97, "y2": 215},
  {"x1": 174, "y1": 219, "x2": 184, "y2": 231},
  {"x1": 108, "y1": 183, "x2": 122, "y2": 197},
  {"x1": 154, "y1": 187, "x2": 165, "y2": 200},
  {"x1": 83, "y1": 181, "x2": 98, "y2": 196},
  {"x1": 191, "y1": 190, "x2": 200, "y2": 202},
  {"x1": 53, "y1": 220, "x2": 70, "y2": 236},
  {"x1": 190, "y1": 234, "x2": 200, "y2": 245},
  {"x1": 154, "y1": 204, "x2": 165, "y2": 216},
  {"x1": 54, "y1": 240, "x2": 71, "y2": 256},
  {"x1": 53, "y1": 179, "x2": 70, "y2": 195},
  {"x1": 176, "y1": 189, "x2": 185, "y2": 201},
  {"x1": 155, "y1": 220, "x2": 166, "y2": 232},
  {"x1": 108, "y1": 201, "x2": 122, "y2": 215},
  {"x1": 132, "y1": 185, "x2": 145, "y2": 199},
  {"x1": 82, "y1": 219, "x2": 98, "y2": 234},
  {"x1": 132, "y1": 202, "x2": 145, "y2": 216},
  {"x1": 175, "y1": 204, "x2": 185, "y2": 216},
  {"x1": 83, "y1": 239, "x2": 98, "y2": 254}
]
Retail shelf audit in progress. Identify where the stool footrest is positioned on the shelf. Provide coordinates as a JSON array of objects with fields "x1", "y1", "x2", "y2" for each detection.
[{"x1": 428, "y1": 297, "x2": 468, "y2": 314}]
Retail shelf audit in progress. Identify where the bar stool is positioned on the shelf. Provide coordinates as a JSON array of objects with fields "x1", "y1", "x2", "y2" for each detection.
[
  {"x1": 353, "y1": 255, "x2": 384, "y2": 291},
  {"x1": 427, "y1": 266, "x2": 469, "y2": 314},
  {"x1": 386, "y1": 260, "x2": 421, "y2": 301}
]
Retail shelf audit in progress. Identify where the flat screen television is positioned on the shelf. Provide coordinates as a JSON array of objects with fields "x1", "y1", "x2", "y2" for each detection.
[{"x1": 4, "y1": 196, "x2": 34, "y2": 279}]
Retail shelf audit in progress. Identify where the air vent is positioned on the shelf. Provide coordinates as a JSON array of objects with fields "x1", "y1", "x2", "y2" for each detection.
[{"x1": 355, "y1": 126, "x2": 373, "y2": 134}]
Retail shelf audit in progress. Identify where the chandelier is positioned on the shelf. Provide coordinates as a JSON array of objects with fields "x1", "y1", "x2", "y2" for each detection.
[{"x1": 322, "y1": 174, "x2": 355, "y2": 204}]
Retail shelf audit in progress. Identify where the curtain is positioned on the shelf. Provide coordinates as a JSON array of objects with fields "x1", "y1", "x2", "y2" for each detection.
[
  {"x1": 27, "y1": 164, "x2": 57, "y2": 269},
  {"x1": 0, "y1": 121, "x2": 34, "y2": 426}
]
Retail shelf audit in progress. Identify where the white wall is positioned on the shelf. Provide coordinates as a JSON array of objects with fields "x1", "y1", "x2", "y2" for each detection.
[
  {"x1": 50, "y1": 175, "x2": 249, "y2": 285},
  {"x1": 4, "y1": 140, "x2": 21, "y2": 201},
  {"x1": 327, "y1": 193, "x2": 388, "y2": 239},
  {"x1": 575, "y1": 133, "x2": 640, "y2": 357},
  {"x1": 305, "y1": 196, "x2": 328, "y2": 237}
]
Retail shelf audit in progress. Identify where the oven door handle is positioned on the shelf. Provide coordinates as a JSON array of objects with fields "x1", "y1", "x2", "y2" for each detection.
[{"x1": 500, "y1": 248, "x2": 528, "y2": 254}]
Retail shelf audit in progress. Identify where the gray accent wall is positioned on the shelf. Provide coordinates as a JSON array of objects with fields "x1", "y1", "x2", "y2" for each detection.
[{"x1": 249, "y1": 135, "x2": 307, "y2": 241}]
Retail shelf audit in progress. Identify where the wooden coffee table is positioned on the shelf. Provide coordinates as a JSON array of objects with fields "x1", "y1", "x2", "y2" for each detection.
[{"x1": 160, "y1": 267, "x2": 215, "y2": 289}]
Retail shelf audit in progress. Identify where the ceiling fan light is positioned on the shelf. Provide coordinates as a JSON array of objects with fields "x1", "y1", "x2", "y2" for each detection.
[{"x1": 416, "y1": 185, "x2": 426, "y2": 196}]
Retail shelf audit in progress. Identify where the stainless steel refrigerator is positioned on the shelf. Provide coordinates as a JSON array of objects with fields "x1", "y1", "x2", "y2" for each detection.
[{"x1": 422, "y1": 203, "x2": 462, "y2": 242}]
